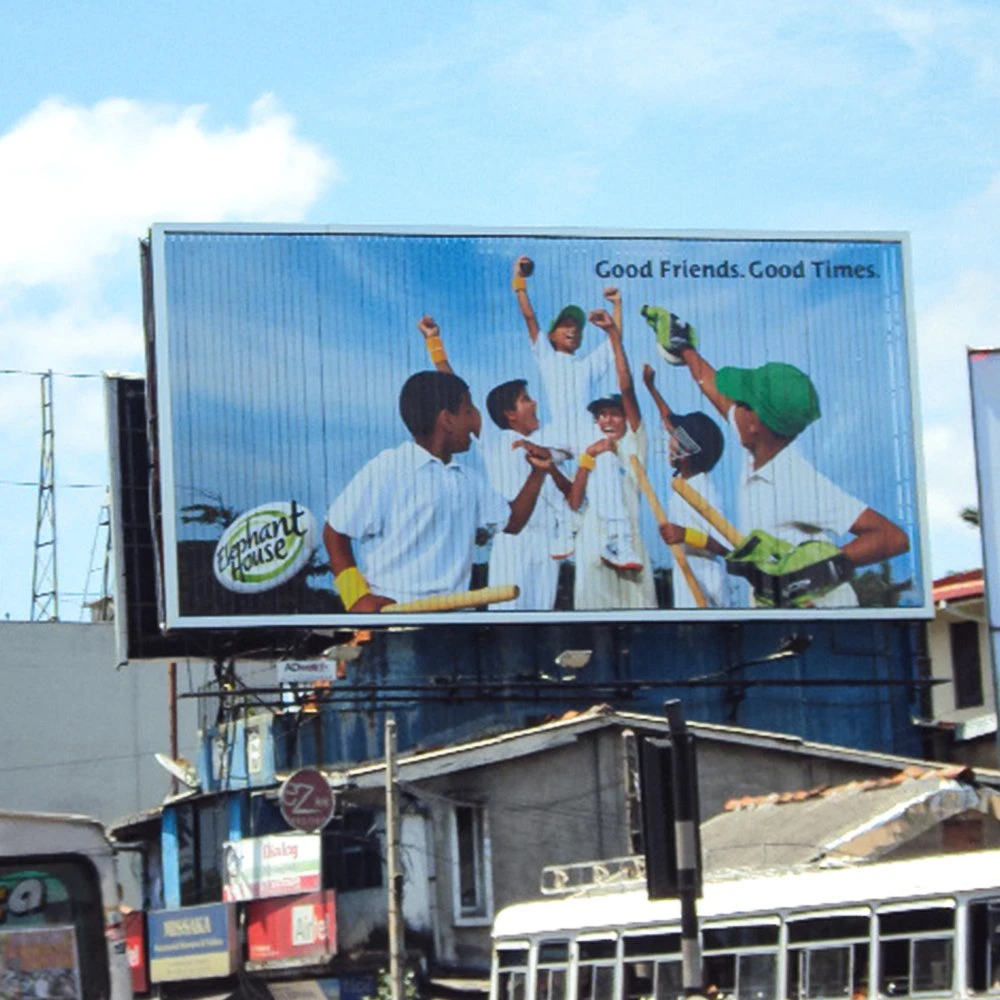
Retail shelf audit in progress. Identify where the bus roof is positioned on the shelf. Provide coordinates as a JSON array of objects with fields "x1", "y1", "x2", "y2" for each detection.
[
  {"x1": 493, "y1": 850, "x2": 1000, "y2": 940},
  {"x1": 0, "y1": 809, "x2": 113, "y2": 858}
]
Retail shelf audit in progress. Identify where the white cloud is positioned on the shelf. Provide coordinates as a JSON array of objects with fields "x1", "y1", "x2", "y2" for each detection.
[{"x1": 0, "y1": 94, "x2": 335, "y2": 290}]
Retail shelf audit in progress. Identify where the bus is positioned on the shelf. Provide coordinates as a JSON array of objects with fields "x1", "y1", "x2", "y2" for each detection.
[
  {"x1": 0, "y1": 809, "x2": 133, "y2": 1000},
  {"x1": 490, "y1": 849, "x2": 1000, "y2": 1000}
]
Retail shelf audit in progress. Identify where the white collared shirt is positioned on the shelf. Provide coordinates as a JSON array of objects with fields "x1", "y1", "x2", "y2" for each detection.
[
  {"x1": 481, "y1": 427, "x2": 563, "y2": 538},
  {"x1": 328, "y1": 441, "x2": 510, "y2": 603},
  {"x1": 531, "y1": 335, "x2": 614, "y2": 449}
]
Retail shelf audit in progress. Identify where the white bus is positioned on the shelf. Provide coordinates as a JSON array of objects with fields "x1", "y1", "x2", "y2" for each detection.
[
  {"x1": 491, "y1": 850, "x2": 1000, "y2": 1000},
  {"x1": 0, "y1": 810, "x2": 133, "y2": 1000}
]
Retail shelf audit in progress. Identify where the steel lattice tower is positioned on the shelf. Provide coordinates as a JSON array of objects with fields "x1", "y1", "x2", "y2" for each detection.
[{"x1": 31, "y1": 370, "x2": 58, "y2": 621}]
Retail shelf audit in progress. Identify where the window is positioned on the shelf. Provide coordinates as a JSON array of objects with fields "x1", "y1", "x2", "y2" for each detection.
[
  {"x1": 703, "y1": 922, "x2": 780, "y2": 1000},
  {"x1": 536, "y1": 940, "x2": 569, "y2": 1000},
  {"x1": 496, "y1": 947, "x2": 528, "y2": 1000},
  {"x1": 878, "y1": 906, "x2": 954, "y2": 996},
  {"x1": 576, "y1": 938, "x2": 616, "y2": 999},
  {"x1": 787, "y1": 914, "x2": 870, "y2": 1000},
  {"x1": 950, "y1": 620, "x2": 984, "y2": 709},
  {"x1": 452, "y1": 803, "x2": 491, "y2": 921},
  {"x1": 322, "y1": 809, "x2": 382, "y2": 893},
  {"x1": 623, "y1": 932, "x2": 682, "y2": 1000},
  {"x1": 175, "y1": 797, "x2": 229, "y2": 905},
  {"x1": 967, "y1": 900, "x2": 1000, "y2": 993}
]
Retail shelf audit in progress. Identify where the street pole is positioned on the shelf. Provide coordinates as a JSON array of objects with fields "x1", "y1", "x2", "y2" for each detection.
[
  {"x1": 385, "y1": 715, "x2": 405, "y2": 1000},
  {"x1": 665, "y1": 700, "x2": 703, "y2": 997}
]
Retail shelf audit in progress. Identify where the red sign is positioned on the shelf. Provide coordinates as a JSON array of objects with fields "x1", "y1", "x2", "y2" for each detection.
[
  {"x1": 246, "y1": 890, "x2": 337, "y2": 965},
  {"x1": 124, "y1": 911, "x2": 149, "y2": 994},
  {"x1": 280, "y1": 769, "x2": 335, "y2": 832}
]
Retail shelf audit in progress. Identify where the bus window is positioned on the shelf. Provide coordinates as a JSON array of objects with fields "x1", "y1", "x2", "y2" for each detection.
[
  {"x1": 878, "y1": 907, "x2": 953, "y2": 996},
  {"x1": 787, "y1": 915, "x2": 870, "y2": 999},
  {"x1": 967, "y1": 900, "x2": 1000, "y2": 992},
  {"x1": 703, "y1": 924, "x2": 780, "y2": 1000},
  {"x1": 623, "y1": 932, "x2": 682, "y2": 1000},
  {"x1": 496, "y1": 946, "x2": 529, "y2": 1000},
  {"x1": 0, "y1": 857, "x2": 110, "y2": 1000},
  {"x1": 536, "y1": 939, "x2": 569, "y2": 1000},
  {"x1": 576, "y1": 938, "x2": 615, "y2": 999}
]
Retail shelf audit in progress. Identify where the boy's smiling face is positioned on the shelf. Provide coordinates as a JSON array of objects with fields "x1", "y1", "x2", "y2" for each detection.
[
  {"x1": 548, "y1": 318, "x2": 582, "y2": 354},
  {"x1": 504, "y1": 388, "x2": 540, "y2": 435},
  {"x1": 594, "y1": 403, "x2": 626, "y2": 441}
]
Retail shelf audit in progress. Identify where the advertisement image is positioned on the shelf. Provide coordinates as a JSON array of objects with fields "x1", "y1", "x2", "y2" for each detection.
[{"x1": 150, "y1": 226, "x2": 928, "y2": 628}]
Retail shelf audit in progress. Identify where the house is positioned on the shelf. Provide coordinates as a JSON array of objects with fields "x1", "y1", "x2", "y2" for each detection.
[
  {"x1": 922, "y1": 569, "x2": 997, "y2": 767},
  {"x1": 109, "y1": 705, "x2": 1000, "y2": 998}
]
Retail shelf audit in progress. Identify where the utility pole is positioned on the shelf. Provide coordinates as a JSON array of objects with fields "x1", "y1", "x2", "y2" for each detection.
[{"x1": 385, "y1": 715, "x2": 405, "y2": 1000}]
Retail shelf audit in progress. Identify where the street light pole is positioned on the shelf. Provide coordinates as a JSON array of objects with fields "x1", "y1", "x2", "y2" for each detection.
[{"x1": 385, "y1": 715, "x2": 405, "y2": 1000}]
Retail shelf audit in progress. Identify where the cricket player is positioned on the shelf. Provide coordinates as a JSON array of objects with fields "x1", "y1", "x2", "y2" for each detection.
[
  {"x1": 645, "y1": 306, "x2": 910, "y2": 608},
  {"x1": 417, "y1": 314, "x2": 573, "y2": 610},
  {"x1": 567, "y1": 308, "x2": 657, "y2": 610},
  {"x1": 641, "y1": 363, "x2": 730, "y2": 608},
  {"x1": 324, "y1": 367, "x2": 552, "y2": 612}
]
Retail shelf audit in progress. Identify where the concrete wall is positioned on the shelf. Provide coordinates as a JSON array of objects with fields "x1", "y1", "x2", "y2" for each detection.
[
  {"x1": 0, "y1": 621, "x2": 205, "y2": 824},
  {"x1": 927, "y1": 598, "x2": 994, "y2": 723}
]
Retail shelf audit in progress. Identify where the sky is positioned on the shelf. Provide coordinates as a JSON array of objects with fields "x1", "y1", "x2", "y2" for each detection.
[{"x1": 1, "y1": 0, "x2": 997, "y2": 621}]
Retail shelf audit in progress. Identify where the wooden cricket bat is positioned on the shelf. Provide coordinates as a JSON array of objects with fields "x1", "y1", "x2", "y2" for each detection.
[
  {"x1": 629, "y1": 455, "x2": 707, "y2": 609},
  {"x1": 381, "y1": 584, "x2": 519, "y2": 614},
  {"x1": 671, "y1": 476, "x2": 743, "y2": 547}
]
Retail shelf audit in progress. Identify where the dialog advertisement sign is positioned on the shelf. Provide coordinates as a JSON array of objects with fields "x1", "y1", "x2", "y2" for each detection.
[
  {"x1": 150, "y1": 226, "x2": 928, "y2": 626},
  {"x1": 246, "y1": 890, "x2": 337, "y2": 967},
  {"x1": 222, "y1": 835, "x2": 322, "y2": 902},
  {"x1": 0, "y1": 926, "x2": 82, "y2": 999},
  {"x1": 148, "y1": 903, "x2": 237, "y2": 982}
]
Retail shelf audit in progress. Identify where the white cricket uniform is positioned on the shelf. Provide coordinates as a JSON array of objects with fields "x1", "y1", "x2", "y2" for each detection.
[
  {"x1": 481, "y1": 428, "x2": 562, "y2": 610},
  {"x1": 728, "y1": 417, "x2": 867, "y2": 608},
  {"x1": 328, "y1": 441, "x2": 510, "y2": 604},
  {"x1": 531, "y1": 335, "x2": 615, "y2": 452},
  {"x1": 667, "y1": 471, "x2": 730, "y2": 609},
  {"x1": 574, "y1": 425, "x2": 657, "y2": 611}
]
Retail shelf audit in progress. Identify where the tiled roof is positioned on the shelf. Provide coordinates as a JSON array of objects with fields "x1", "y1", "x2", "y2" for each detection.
[{"x1": 933, "y1": 568, "x2": 984, "y2": 603}]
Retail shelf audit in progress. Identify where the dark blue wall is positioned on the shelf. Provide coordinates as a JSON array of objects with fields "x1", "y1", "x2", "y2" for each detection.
[{"x1": 271, "y1": 619, "x2": 927, "y2": 768}]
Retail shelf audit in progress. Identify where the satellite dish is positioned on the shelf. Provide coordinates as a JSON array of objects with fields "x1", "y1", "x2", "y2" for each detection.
[{"x1": 154, "y1": 753, "x2": 199, "y2": 789}]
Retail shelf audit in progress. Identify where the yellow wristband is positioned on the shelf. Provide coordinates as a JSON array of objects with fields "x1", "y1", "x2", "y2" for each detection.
[
  {"x1": 512, "y1": 275, "x2": 527, "y2": 292},
  {"x1": 424, "y1": 334, "x2": 448, "y2": 365},
  {"x1": 334, "y1": 566, "x2": 371, "y2": 610},
  {"x1": 683, "y1": 527, "x2": 709, "y2": 549},
  {"x1": 579, "y1": 452, "x2": 596, "y2": 471}
]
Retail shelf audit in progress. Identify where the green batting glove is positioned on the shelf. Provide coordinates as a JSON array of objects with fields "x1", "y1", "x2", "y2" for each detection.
[{"x1": 641, "y1": 305, "x2": 697, "y2": 366}]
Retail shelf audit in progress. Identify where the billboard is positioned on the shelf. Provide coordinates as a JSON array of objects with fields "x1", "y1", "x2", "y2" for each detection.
[
  {"x1": 147, "y1": 903, "x2": 237, "y2": 982},
  {"x1": 968, "y1": 349, "x2": 1000, "y2": 723},
  {"x1": 246, "y1": 890, "x2": 337, "y2": 967},
  {"x1": 222, "y1": 834, "x2": 322, "y2": 902},
  {"x1": 149, "y1": 226, "x2": 929, "y2": 627}
]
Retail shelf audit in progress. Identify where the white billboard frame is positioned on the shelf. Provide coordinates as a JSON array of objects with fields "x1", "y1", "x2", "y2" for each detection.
[{"x1": 149, "y1": 224, "x2": 932, "y2": 628}]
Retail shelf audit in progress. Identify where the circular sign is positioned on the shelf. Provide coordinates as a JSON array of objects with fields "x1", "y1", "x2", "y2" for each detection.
[{"x1": 280, "y1": 768, "x2": 336, "y2": 833}]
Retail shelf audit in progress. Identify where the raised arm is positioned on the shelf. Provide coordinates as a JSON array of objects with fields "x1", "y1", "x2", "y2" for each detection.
[
  {"x1": 504, "y1": 456, "x2": 550, "y2": 533},
  {"x1": 681, "y1": 347, "x2": 733, "y2": 420},
  {"x1": 589, "y1": 306, "x2": 641, "y2": 432},
  {"x1": 512, "y1": 255, "x2": 540, "y2": 344},
  {"x1": 641, "y1": 364, "x2": 678, "y2": 434},
  {"x1": 417, "y1": 315, "x2": 454, "y2": 375}
]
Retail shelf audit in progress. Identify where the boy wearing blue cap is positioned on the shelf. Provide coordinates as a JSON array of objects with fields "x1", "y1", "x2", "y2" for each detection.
[{"x1": 646, "y1": 309, "x2": 909, "y2": 608}]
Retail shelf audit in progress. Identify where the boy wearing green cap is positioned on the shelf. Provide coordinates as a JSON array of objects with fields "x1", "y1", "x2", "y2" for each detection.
[{"x1": 648, "y1": 311, "x2": 909, "y2": 608}]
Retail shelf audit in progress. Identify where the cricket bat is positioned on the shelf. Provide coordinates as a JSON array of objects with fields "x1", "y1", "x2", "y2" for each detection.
[
  {"x1": 381, "y1": 584, "x2": 519, "y2": 614},
  {"x1": 629, "y1": 455, "x2": 707, "y2": 609}
]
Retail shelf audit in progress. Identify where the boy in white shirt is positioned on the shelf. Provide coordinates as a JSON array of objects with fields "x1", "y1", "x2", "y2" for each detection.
[{"x1": 324, "y1": 367, "x2": 552, "y2": 612}]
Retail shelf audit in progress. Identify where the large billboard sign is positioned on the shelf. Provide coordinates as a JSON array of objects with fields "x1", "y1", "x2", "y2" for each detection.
[
  {"x1": 149, "y1": 225, "x2": 929, "y2": 627},
  {"x1": 968, "y1": 349, "x2": 1000, "y2": 721}
]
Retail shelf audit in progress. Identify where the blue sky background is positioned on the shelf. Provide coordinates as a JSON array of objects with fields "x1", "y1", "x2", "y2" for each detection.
[
  {"x1": 159, "y1": 229, "x2": 921, "y2": 610},
  {"x1": 0, "y1": 0, "x2": 996, "y2": 618}
]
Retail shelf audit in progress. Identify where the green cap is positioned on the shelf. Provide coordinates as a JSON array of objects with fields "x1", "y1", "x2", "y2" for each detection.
[
  {"x1": 716, "y1": 362, "x2": 820, "y2": 438},
  {"x1": 548, "y1": 305, "x2": 586, "y2": 334}
]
